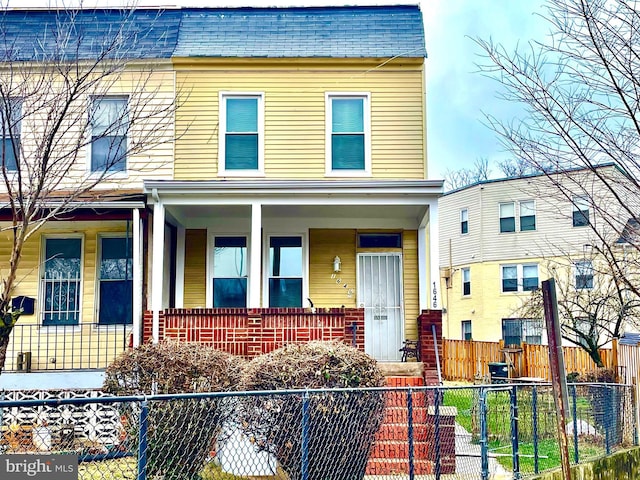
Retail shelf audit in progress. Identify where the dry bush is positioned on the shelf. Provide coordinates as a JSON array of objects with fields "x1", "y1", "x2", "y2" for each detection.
[
  {"x1": 238, "y1": 341, "x2": 385, "y2": 480},
  {"x1": 104, "y1": 341, "x2": 244, "y2": 480},
  {"x1": 103, "y1": 339, "x2": 243, "y2": 395}
]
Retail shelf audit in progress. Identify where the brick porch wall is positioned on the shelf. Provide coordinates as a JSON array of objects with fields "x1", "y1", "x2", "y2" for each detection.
[
  {"x1": 418, "y1": 310, "x2": 444, "y2": 385},
  {"x1": 142, "y1": 308, "x2": 365, "y2": 357}
]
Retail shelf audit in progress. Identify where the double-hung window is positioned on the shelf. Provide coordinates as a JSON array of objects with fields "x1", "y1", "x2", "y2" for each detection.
[
  {"x1": 220, "y1": 93, "x2": 263, "y2": 175},
  {"x1": 573, "y1": 196, "x2": 590, "y2": 227},
  {"x1": 97, "y1": 236, "x2": 132, "y2": 325},
  {"x1": 268, "y1": 236, "x2": 303, "y2": 308},
  {"x1": 501, "y1": 265, "x2": 518, "y2": 292},
  {"x1": 522, "y1": 264, "x2": 539, "y2": 291},
  {"x1": 212, "y1": 236, "x2": 248, "y2": 308},
  {"x1": 499, "y1": 202, "x2": 516, "y2": 232},
  {"x1": 460, "y1": 208, "x2": 469, "y2": 234},
  {"x1": 520, "y1": 200, "x2": 536, "y2": 231},
  {"x1": 326, "y1": 93, "x2": 370, "y2": 174},
  {"x1": 501, "y1": 264, "x2": 539, "y2": 292},
  {"x1": 1, "y1": 98, "x2": 21, "y2": 172},
  {"x1": 575, "y1": 260, "x2": 594, "y2": 289},
  {"x1": 462, "y1": 320, "x2": 472, "y2": 341},
  {"x1": 462, "y1": 267, "x2": 471, "y2": 296},
  {"x1": 90, "y1": 96, "x2": 128, "y2": 173},
  {"x1": 42, "y1": 237, "x2": 82, "y2": 326}
]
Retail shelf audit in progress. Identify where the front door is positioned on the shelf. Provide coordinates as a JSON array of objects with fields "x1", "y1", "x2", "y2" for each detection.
[{"x1": 358, "y1": 253, "x2": 403, "y2": 361}]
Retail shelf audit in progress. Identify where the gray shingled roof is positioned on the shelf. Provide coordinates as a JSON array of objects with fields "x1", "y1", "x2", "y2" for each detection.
[
  {"x1": 0, "y1": 9, "x2": 182, "y2": 61},
  {"x1": 0, "y1": 5, "x2": 425, "y2": 62},
  {"x1": 174, "y1": 6, "x2": 427, "y2": 59}
]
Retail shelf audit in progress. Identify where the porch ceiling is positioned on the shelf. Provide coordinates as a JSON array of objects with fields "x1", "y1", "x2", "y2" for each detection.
[{"x1": 166, "y1": 203, "x2": 428, "y2": 228}]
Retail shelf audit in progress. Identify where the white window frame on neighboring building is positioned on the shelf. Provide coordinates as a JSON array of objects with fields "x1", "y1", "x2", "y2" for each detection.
[
  {"x1": 462, "y1": 267, "x2": 471, "y2": 296},
  {"x1": 572, "y1": 196, "x2": 590, "y2": 227},
  {"x1": 519, "y1": 200, "x2": 536, "y2": 231},
  {"x1": 574, "y1": 260, "x2": 594, "y2": 289},
  {"x1": 325, "y1": 92, "x2": 371, "y2": 176},
  {"x1": 460, "y1": 208, "x2": 469, "y2": 234},
  {"x1": 501, "y1": 263, "x2": 539, "y2": 293},
  {"x1": 499, "y1": 202, "x2": 516, "y2": 233},
  {"x1": 218, "y1": 92, "x2": 265, "y2": 177},
  {"x1": 462, "y1": 320, "x2": 472, "y2": 341},
  {"x1": 1, "y1": 97, "x2": 21, "y2": 172}
]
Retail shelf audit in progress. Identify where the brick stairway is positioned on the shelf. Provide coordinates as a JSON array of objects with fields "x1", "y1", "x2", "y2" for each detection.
[{"x1": 365, "y1": 375, "x2": 434, "y2": 476}]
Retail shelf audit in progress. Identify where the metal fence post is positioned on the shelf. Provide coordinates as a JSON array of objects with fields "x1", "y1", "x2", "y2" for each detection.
[
  {"x1": 480, "y1": 388, "x2": 489, "y2": 480},
  {"x1": 407, "y1": 388, "x2": 415, "y2": 480},
  {"x1": 510, "y1": 385, "x2": 520, "y2": 479},
  {"x1": 434, "y1": 387, "x2": 441, "y2": 480},
  {"x1": 605, "y1": 386, "x2": 611, "y2": 455},
  {"x1": 532, "y1": 386, "x2": 539, "y2": 474},
  {"x1": 301, "y1": 392, "x2": 310, "y2": 480},
  {"x1": 137, "y1": 400, "x2": 149, "y2": 480},
  {"x1": 572, "y1": 384, "x2": 578, "y2": 464}
]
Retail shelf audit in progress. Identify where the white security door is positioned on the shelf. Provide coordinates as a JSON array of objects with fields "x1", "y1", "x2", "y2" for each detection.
[{"x1": 358, "y1": 253, "x2": 404, "y2": 361}]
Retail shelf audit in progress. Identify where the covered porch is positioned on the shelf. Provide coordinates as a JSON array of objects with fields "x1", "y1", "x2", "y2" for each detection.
[{"x1": 143, "y1": 179, "x2": 442, "y2": 362}]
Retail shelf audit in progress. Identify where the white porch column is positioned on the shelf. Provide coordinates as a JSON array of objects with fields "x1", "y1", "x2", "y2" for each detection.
[
  {"x1": 249, "y1": 202, "x2": 262, "y2": 308},
  {"x1": 419, "y1": 201, "x2": 441, "y2": 311},
  {"x1": 151, "y1": 200, "x2": 165, "y2": 343},
  {"x1": 428, "y1": 200, "x2": 440, "y2": 309},
  {"x1": 175, "y1": 226, "x2": 186, "y2": 308},
  {"x1": 132, "y1": 208, "x2": 142, "y2": 348}
]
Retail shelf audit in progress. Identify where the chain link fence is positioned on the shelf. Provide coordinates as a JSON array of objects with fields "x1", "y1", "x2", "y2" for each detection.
[{"x1": 0, "y1": 383, "x2": 636, "y2": 479}]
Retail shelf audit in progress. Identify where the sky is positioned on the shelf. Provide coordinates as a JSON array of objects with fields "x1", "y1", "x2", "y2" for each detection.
[{"x1": 9, "y1": 0, "x2": 550, "y2": 180}]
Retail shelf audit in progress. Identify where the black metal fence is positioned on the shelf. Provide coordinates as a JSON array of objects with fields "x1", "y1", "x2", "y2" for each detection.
[
  {"x1": 0, "y1": 383, "x2": 635, "y2": 479},
  {"x1": 5, "y1": 323, "x2": 130, "y2": 372}
]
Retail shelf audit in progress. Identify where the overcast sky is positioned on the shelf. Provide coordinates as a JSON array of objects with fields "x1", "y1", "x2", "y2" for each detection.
[{"x1": 10, "y1": 0, "x2": 549, "y2": 179}]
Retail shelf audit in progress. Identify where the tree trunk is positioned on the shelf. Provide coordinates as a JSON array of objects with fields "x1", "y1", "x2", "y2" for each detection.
[
  {"x1": 0, "y1": 333, "x2": 10, "y2": 376},
  {"x1": 587, "y1": 348, "x2": 604, "y2": 368}
]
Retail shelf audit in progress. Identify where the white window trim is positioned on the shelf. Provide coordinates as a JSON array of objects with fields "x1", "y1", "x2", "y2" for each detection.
[
  {"x1": 206, "y1": 232, "x2": 250, "y2": 308},
  {"x1": 86, "y1": 95, "x2": 130, "y2": 179},
  {"x1": 460, "y1": 208, "x2": 469, "y2": 235},
  {"x1": 218, "y1": 92, "x2": 265, "y2": 177},
  {"x1": 39, "y1": 234, "x2": 85, "y2": 330},
  {"x1": 500, "y1": 263, "x2": 539, "y2": 293},
  {"x1": 574, "y1": 260, "x2": 594, "y2": 290},
  {"x1": 325, "y1": 92, "x2": 371, "y2": 177},
  {"x1": 499, "y1": 201, "x2": 516, "y2": 233},
  {"x1": 461, "y1": 267, "x2": 471, "y2": 297},
  {"x1": 95, "y1": 233, "x2": 133, "y2": 328},
  {"x1": 572, "y1": 195, "x2": 591, "y2": 227},
  {"x1": 519, "y1": 200, "x2": 536, "y2": 231},
  {"x1": 262, "y1": 231, "x2": 308, "y2": 308}
]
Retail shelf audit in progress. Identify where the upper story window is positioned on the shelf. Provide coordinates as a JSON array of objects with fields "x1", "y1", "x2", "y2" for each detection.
[
  {"x1": 501, "y1": 264, "x2": 539, "y2": 293},
  {"x1": 326, "y1": 93, "x2": 370, "y2": 175},
  {"x1": 520, "y1": 200, "x2": 536, "y2": 231},
  {"x1": 1, "y1": 98, "x2": 21, "y2": 172},
  {"x1": 499, "y1": 202, "x2": 516, "y2": 233},
  {"x1": 90, "y1": 96, "x2": 128, "y2": 174},
  {"x1": 573, "y1": 196, "x2": 590, "y2": 227},
  {"x1": 575, "y1": 260, "x2": 594, "y2": 289},
  {"x1": 460, "y1": 208, "x2": 469, "y2": 234},
  {"x1": 462, "y1": 267, "x2": 471, "y2": 296},
  {"x1": 219, "y1": 93, "x2": 264, "y2": 175}
]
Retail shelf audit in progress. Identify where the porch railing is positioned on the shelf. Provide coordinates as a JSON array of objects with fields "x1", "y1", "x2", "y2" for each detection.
[{"x1": 5, "y1": 323, "x2": 131, "y2": 372}]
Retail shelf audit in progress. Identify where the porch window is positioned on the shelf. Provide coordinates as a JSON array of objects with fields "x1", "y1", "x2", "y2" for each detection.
[
  {"x1": 326, "y1": 93, "x2": 370, "y2": 174},
  {"x1": 219, "y1": 93, "x2": 263, "y2": 174},
  {"x1": 97, "y1": 236, "x2": 132, "y2": 325},
  {"x1": 90, "y1": 96, "x2": 128, "y2": 173},
  {"x1": 268, "y1": 236, "x2": 303, "y2": 308},
  {"x1": 42, "y1": 238, "x2": 82, "y2": 326},
  {"x1": 213, "y1": 236, "x2": 247, "y2": 308}
]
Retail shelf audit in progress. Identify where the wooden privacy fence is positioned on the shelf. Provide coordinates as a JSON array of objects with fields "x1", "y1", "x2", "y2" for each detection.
[{"x1": 443, "y1": 339, "x2": 615, "y2": 382}]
